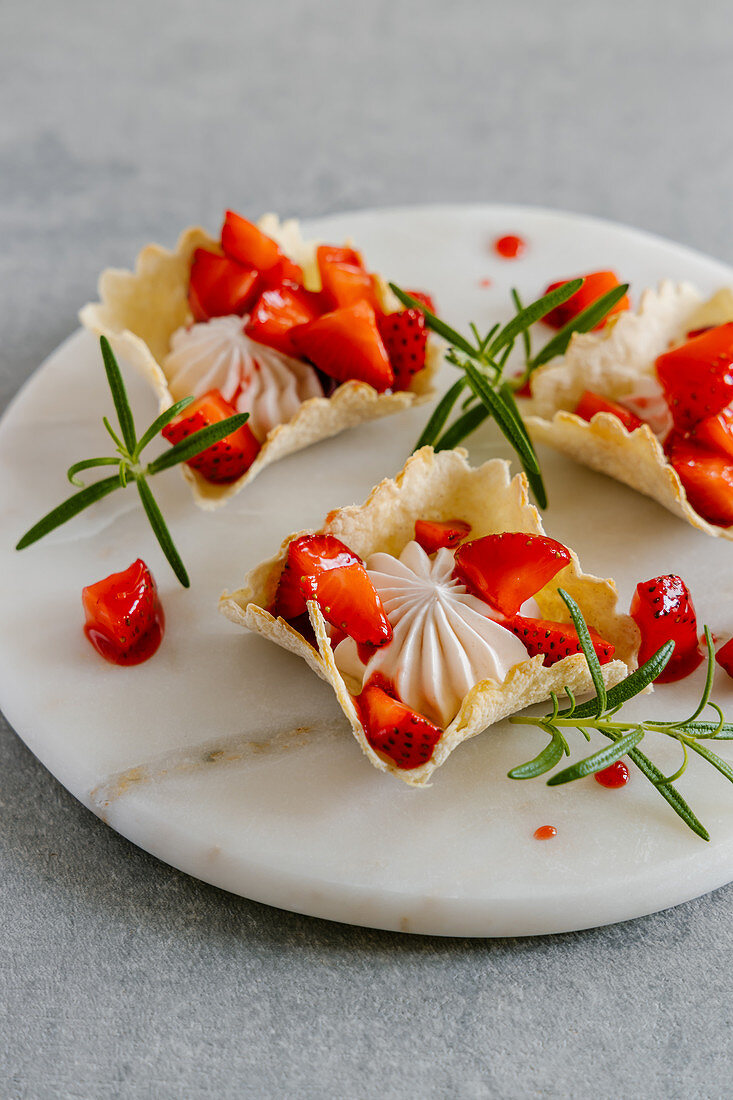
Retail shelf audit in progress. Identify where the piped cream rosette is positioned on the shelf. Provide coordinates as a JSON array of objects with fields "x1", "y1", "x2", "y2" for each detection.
[
  {"x1": 219, "y1": 448, "x2": 638, "y2": 786},
  {"x1": 524, "y1": 282, "x2": 733, "y2": 540},
  {"x1": 80, "y1": 214, "x2": 441, "y2": 510}
]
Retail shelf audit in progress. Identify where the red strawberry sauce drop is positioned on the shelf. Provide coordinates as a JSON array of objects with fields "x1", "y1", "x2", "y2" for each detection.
[
  {"x1": 595, "y1": 761, "x2": 630, "y2": 789},
  {"x1": 534, "y1": 825, "x2": 557, "y2": 840},
  {"x1": 494, "y1": 234, "x2": 526, "y2": 259}
]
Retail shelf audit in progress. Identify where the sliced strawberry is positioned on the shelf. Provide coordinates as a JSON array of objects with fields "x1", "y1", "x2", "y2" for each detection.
[
  {"x1": 666, "y1": 436, "x2": 733, "y2": 527},
  {"x1": 355, "y1": 678, "x2": 442, "y2": 769},
  {"x1": 505, "y1": 616, "x2": 615, "y2": 667},
  {"x1": 691, "y1": 402, "x2": 733, "y2": 460},
  {"x1": 629, "y1": 574, "x2": 703, "y2": 683},
  {"x1": 403, "y1": 289, "x2": 436, "y2": 314},
  {"x1": 188, "y1": 249, "x2": 260, "y2": 321},
  {"x1": 575, "y1": 390, "x2": 644, "y2": 432},
  {"x1": 291, "y1": 301, "x2": 394, "y2": 392},
  {"x1": 542, "y1": 271, "x2": 630, "y2": 330},
  {"x1": 656, "y1": 323, "x2": 733, "y2": 430},
  {"x1": 414, "y1": 518, "x2": 472, "y2": 555},
  {"x1": 317, "y1": 244, "x2": 380, "y2": 311},
  {"x1": 220, "y1": 210, "x2": 301, "y2": 285},
  {"x1": 82, "y1": 559, "x2": 164, "y2": 666},
  {"x1": 716, "y1": 638, "x2": 733, "y2": 678},
  {"x1": 245, "y1": 285, "x2": 323, "y2": 356},
  {"x1": 453, "y1": 533, "x2": 571, "y2": 617},
  {"x1": 273, "y1": 534, "x2": 392, "y2": 646},
  {"x1": 161, "y1": 389, "x2": 260, "y2": 483},
  {"x1": 377, "y1": 309, "x2": 427, "y2": 391}
]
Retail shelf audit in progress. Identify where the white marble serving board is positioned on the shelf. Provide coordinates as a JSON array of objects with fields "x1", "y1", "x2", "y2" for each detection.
[{"x1": 2, "y1": 204, "x2": 733, "y2": 937}]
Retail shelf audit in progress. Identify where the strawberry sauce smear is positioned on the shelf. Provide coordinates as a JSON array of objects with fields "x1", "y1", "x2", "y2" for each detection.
[{"x1": 494, "y1": 234, "x2": 526, "y2": 259}]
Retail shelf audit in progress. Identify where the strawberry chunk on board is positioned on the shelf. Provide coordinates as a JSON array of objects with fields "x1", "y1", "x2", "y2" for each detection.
[
  {"x1": 575, "y1": 390, "x2": 644, "y2": 433},
  {"x1": 377, "y1": 309, "x2": 427, "y2": 391},
  {"x1": 656, "y1": 323, "x2": 733, "y2": 431},
  {"x1": 453, "y1": 533, "x2": 571, "y2": 618},
  {"x1": 414, "y1": 518, "x2": 472, "y2": 555},
  {"x1": 245, "y1": 285, "x2": 323, "y2": 356},
  {"x1": 82, "y1": 559, "x2": 164, "y2": 666},
  {"x1": 629, "y1": 574, "x2": 703, "y2": 683},
  {"x1": 161, "y1": 389, "x2": 260, "y2": 483},
  {"x1": 273, "y1": 534, "x2": 392, "y2": 647},
  {"x1": 355, "y1": 678, "x2": 442, "y2": 769},
  {"x1": 505, "y1": 616, "x2": 615, "y2": 667},
  {"x1": 188, "y1": 248, "x2": 261, "y2": 322},
  {"x1": 666, "y1": 436, "x2": 733, "y2": 528},
  {"x1": 291, "y1": 300, "x2": 394, "y2": 393},
  {"x1": 542, "y1": 271, "x2": 629, "y2": 330},
  {"x1": 220, "y1": 210, "x2": 302, "y2": 284}
]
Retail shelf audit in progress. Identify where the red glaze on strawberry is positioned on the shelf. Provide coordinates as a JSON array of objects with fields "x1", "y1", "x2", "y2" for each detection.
[
  {"x1": 355, "y1": 677, "x2": 442, "y2": 769},
  {"x1": 414, "y1": 518, "x2": 472, "y2": 555},
  {"x1": 665, "y1": 436, "x2": 733, "y2": 527},
  {"x1": 656, "y1": 324, "x2": 733, "y2": 431},
  {"x1": 505, "y1": 616, "x2": 615, "y2": 667},
  {"x1": 575, "y1": 390, "x2": 644, "y2": 432},
  {"x1": 716, "y1": 638, "x2": 733, "y2": 678},
  {"x1": 691, "y1": 403, "x2": 733, "y2": 460},
  {"x1": 161, "y1": 389, "x2": 260, "y2": 483},
  {"x1": 453, "y1": 533, "x2": 571, "y2": 618},
  {"x1": 291, "y1": 301, "x2": 394, "y2": 393},
  {"x1": 82, "y1": 559, "x2": 164, "y2": 666},
  {"x1": 595, "y1": 761, "x2": 630, "y2": 788},
  {"x1": 542, "y1": 272, "x2": 629, "y2": 330},
  {"x1": 316, "y1": 245, "x2": 379, "y2": 312},
  {"x1": 245, "y1": 285, "x2": 323, "y2": 356},
  {"x1": 377, "y1": 309, "x2": 427, "y2": 391},
  {"x1": 188, "y1": 249, "x2": 260, "y2": 322},
  {"x1": 273, "y1": 534, "x2": 392, "y2": 647},
  {"x1": 403, "y1": 289, "x2": 436, "y2": 314},
  {"x1": 629, "y1": 575, "x2": 703, "y2": 683},
  {"x1": 221, "y1": 210, "x2": 302, "y2": 284}
]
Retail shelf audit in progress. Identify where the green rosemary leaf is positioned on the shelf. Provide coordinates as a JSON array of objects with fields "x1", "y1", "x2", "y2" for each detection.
[
  {"x1": 16, "y1": 475, "x2": 123, "y2": 549},
  {"x1": 135, "y1": 397, "x2": 195, "y2": 457},
  {"x1": 684, "y1": 628, "x2": 716, "y2": 723},
  {"x1": 511, "y1": 289, "x2": 532, "y2": 365},
  {"x1": 547, "y1": 728, "x2": 644, "y2": 785},
  {"x1": 508, "y1": 727, "x2": 567, "y2": 779},
  {"x1": 103, "y1": 416, "x2": 125, "y2": 453},
  {"x1": 685, "y1": 739, "x2": 733, "y2": 786},
  {"x1": 389, "y1": 284, "x2": 478, "y2": 358},
  {"x1": 558, "y1": 641, "x2": 674, "y2": 719},
  {"x1": 100, "y1": 336, "x2": 137, "y2": 454},
  {"x1": 67, "y1": 456, "x2": 122, "y2": 487},
  {"x1": 488, "y1": 279, "x2": 583, "y2": 357},
  {"x1": 146, "y1": 413, "x2": 250, "y2": 476},
  {"x1": 529, "y1": 284, "x2": 630, "y2": 372},
  {"x1": 135, "y1": 477, "x2": 189, "y2": 588},
  {"x1": 434, "y1": 404, "x2": 489, "y2": 451},
  {"x1": 558, "y1": 589, "x2": 607, "y2": 715},
  {"x1": 681, "y1": 721, "x2": 733, "y2": 740},
  {"x1": 413, "y1": 378, "x2": 467, "y2": 451}
]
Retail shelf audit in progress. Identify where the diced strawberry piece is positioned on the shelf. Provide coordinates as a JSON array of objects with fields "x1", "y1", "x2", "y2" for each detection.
[
  {"x1": 505, "y1": 616, "x2": 615, "y2": 667},
  {"x1": 355, "y1": 678, "x2": 442, "y2": 769},
  {"x1": 221, "y1": 210, "x2": 276, "y2": 269},
  {"x1": 245, "y1": 285, "x2": 323, "y2": 356},
  {"x1": 656, "y1": 323, "x2": 733, "y2": 430},
  {"x1": 414, "y1": 519, "x2": 472, "y2": 555},
  {"x1": 291, "y1": 301, "x2": 394, "y2": 392},
  {"x1": 161, "y1": 389, "x2": 260, "y2": 483},
  {"x1": 453, "y1": 532, "x2": 571, "y2": 617},
  {"x1": 542, "y1": 272, "x2": 630, "y2": 330},
  {"x1": 575, "y1": 390, "x2": 644, "y2": 432},
  {"x1": 403, "y1": 289, "x2": 436, "y2": 314},
  {"x1": 316, "y1": 244, "x2": 380, "y2": 311},
  {"x1": 666, "y1": 436, "x2": 733, "y2": 527},
  {"x1": 188, "y1": 249, "x2": 260, "y2": 322},
  {"x1": 716, "y1": 638, "x2": 733, "y2": 678},
  {"x1": 273, "y1": 534, "x2": 392, "y2": 646},
  {"x1": 691, "y1": 403, "x2": 733, "y2": 460},
  {"x1": 82, "y1": 559, "x2": 164, "y2": 666},
  {"x1": 377, "y1": 309, "x2": 427, "y2": 391},
  {"x1": 629, "y1": 574, "x2": 703, "y2": 683}
]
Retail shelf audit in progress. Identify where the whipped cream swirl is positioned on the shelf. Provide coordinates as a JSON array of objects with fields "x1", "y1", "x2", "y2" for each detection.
[
  {"x1": 334, "y1": 541, "x2": 531, "y2": 728},
  {"x1": 164, "y1": 315, "x2": 323, "y2": 442}
]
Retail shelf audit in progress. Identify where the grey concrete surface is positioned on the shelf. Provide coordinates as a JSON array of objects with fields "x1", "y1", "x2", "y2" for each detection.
[{"x1": 3, "y1": 1, "x2": 733, "y2": 1096}]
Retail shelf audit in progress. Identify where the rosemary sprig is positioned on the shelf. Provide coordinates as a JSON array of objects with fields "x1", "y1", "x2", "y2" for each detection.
[
  {"x1": 15, "y1": 336, "x2": 249, "y2": 588},
  {"x1": 508, "y1": 591, "x2": 733, "y2": 840},
  {"x1": 392, "y1": 279, "x2": 628, "y2": 508}
]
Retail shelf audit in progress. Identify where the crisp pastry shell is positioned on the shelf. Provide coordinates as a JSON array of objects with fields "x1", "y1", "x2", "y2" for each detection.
[
  {"x1": 79, "y1": 216, "x2": 441, "y2": 510},
  {"x1": 219, "y1": 447, "x2": 639, "y2": 786}
]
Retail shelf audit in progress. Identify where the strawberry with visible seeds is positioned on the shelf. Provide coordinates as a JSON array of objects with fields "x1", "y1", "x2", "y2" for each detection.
[
  {"x1": 656, "y1": 323, "x2": 733, "y2": 431},
  {"x1": 377, "y1": 309, "x2": 427, "y2": 391},
  {"x1": 161, "y1": 389, "x2": 260, "y2": 483},
  {"x1": 505, "y1": 616, "x2": 615, "y2": 667},
  {"x1": 82, "y1": 559, "x2": 164, "y2": 666},
  {"x1": 245, "y1": 285, "x2": 323, "y2": 356},
  {"x1": 542, "y1": 271, "x2": 630, "y2": 330},
  {"x1": 575, "y1": 390, "x2": 644, "y2": 432},
  {"x1": 716, "y1": 638, "x2": 733, "y2": 678},
  {"x1": 629, "y1": 574, "x2": 703, "y2": 683},
  {"x1": 355, "y1": 677, "x2": 442, "y2": 769},
  {"x1": 188, "y1": 248, "x2": 260, "y2": 322},
  {"x1": 291, "y1": 300, "x2": 394, "y2": 392},
  {"x1": 453, "y1": 533, "x2": 571, "y2": 617},
  {"x1": 665, "y1": 436, "x2": 733, "y2": 527},
  {"x1": 414, "y1": 518, "x2": 472, "y2": 554}
]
